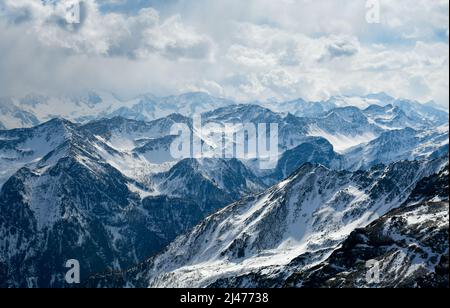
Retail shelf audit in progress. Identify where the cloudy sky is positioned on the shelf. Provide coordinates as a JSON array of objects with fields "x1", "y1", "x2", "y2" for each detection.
[{"x1": 0, "y1": 0, "x2": 448, "y2": 107}]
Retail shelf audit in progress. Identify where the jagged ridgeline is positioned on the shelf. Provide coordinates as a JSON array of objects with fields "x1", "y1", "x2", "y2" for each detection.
[{"x1": 0, "y1": 94, "x2": 448, "y2": 288}]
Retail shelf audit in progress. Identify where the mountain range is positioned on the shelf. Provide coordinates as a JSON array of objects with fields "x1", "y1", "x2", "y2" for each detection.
[
  {"x1": 0, "y1": 92, "x2": 448, "y2": 288},
  {"x1": 1, "y1": 91, "x2": 447, "y2": 131}
]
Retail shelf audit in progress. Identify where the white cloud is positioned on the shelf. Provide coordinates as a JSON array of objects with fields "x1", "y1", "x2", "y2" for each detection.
[
  {"x1": 382, "y1": 0, "x2": 449, "y2": 40},
  {"x1": 1, "y1": 0, "x2": 214, "y2": 60},
  {"x1": 227, "y1": 45, "x2": 278, "y2": 68},
  {"x1": 0, "y1": 0, "x2": 448, "y2": 108}
]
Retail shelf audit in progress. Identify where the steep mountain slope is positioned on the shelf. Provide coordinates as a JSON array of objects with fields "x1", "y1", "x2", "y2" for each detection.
[
  {"x1": 363, "y1": 104, "x2": 424, "y2": 130},
  {"x1": 79, "y1": 116, "x2": 266, "y2": 213},
  {"x1": 285, "y1": 166, "x2": 449, "y2": 288},
  {"x1": 88, "y1": 158, "x2": 447, "y2": 288},
  {"x1": 0, "y1": 120, "x2": 208, "y2": 287},
  {"x1": 132, "y1": 135, "x2": 179, "y2": 164},
  {"x1": 154, "y1": 158, "x2": 265, "y2": 214},
  {"x1": 79, "y1": 115, "x2": 191, "y2": 176},
  {"x1": 81, "y1": 114, "x2": 191, "y2": 144},
  {"x1": 203, "y1": 104, "x2": 285, "y2": 125}
]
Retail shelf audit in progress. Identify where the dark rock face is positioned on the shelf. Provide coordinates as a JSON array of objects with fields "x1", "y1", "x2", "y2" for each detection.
[
  {"x1": 0, "y1": 154, "x2": 205, "y2": 288},
  {"x1": 407, "y1": 165, "x2": 449, "y2": 203}
]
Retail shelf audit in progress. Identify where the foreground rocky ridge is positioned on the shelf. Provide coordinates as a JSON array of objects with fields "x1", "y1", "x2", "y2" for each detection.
[{"x1": 87, "y1": 159, "x2": 448, "y2": 288}]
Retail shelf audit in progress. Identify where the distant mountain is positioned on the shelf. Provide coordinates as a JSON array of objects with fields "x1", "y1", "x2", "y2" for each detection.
[
  {"x1": 344, "y1": 125, "x2": 449, "y2": 170},
  {"x1": 1, "y1": 91, "x2": 447, "y2": 132},
  {"x1": 153, "y1": 158, "x2": 266, "y2": 214},
  {"x1": 262, "y1": 98, "x2": 333, "y2": 118},
  {"x1": 424, "y1": 101, "x2": 449, "y2": 112},
  {"x1": 1, "y1": 92, "x2": 124, "y2": 127},
  {"x1": 2, "y1": 92, "x2": 447, "y2": 168},
  {"x1": 0, "y1": 97, "x2": 40, "y2": 129},
  {"x1": 261, "y1": 92, "x2": 397, "y2": 117},
  {"x1": 363, "y1": 104, "x2": 425, "y2": 130},
  {"x1": 392, "y1": 99, "x2": 448, "y2": 127},
  {"x1": 262, "y1": 92, "x2": 445, "y2": 120},
  {"x1": 0, "y1": 92, "x2": 234, "y2": 130},
  {"x1": 87, "y1": 158, "x2": 447, "y2": 288},
  {"x1": 108, "y1": 92, "x2": 235, "y2": 123}
]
